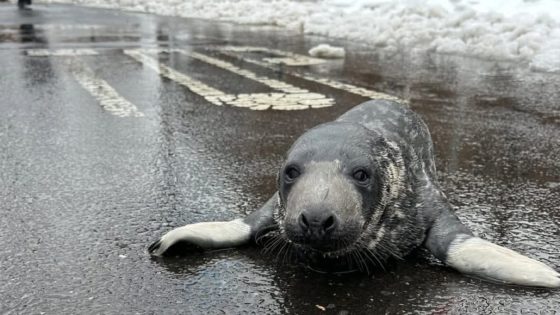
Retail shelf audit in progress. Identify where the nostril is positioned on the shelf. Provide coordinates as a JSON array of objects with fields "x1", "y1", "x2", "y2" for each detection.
[
  {"x1": 323, "y1": 215, "x2": 336, "y2": 232},
  {"x1": 299, "y1": 213, "x2": 309, "y2": 230}
]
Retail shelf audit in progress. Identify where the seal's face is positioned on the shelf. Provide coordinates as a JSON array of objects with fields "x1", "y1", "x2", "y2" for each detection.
[{"x1": 277, "y1": 122, "x2": 394, "y2": 257}]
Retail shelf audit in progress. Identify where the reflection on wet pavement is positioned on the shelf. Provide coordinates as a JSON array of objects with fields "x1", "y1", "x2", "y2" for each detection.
[{"x1": 0, "y1": 3, "x2": 558, "y2": 314}]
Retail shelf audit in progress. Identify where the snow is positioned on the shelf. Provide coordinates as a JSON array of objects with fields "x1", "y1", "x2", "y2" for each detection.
[
  {"x1": 39, "y1": 0, "x2": 560, "y2": 72},
  {"x1": 308, "y1": 44, "x2": 345, "y2": 59}
]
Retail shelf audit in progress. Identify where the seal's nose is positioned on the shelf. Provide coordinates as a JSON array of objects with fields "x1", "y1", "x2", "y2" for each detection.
[{"x1": 298, "y1": 209, "x2": 338, "y2": 239}]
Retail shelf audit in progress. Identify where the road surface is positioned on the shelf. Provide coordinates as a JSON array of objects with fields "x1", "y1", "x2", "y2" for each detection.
[{"x1": 0, "y1": 3, "x2": 559, "y2": 314}]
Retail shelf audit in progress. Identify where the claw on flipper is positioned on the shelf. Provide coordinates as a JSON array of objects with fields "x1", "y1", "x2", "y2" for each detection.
[{"x1": 148, "y1": 239, "x2": 162, "y2": 255}]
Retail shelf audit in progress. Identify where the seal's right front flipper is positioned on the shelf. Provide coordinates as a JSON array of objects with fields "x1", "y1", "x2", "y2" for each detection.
[
  {"x1": 445, "y1": 235, "x2": 560, "y2": 288},
  {"x1": 148, "y1": 193, "x2": 278, "y2": 256}
]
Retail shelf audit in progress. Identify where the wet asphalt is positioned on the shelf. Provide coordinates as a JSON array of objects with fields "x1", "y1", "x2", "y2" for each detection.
[{"x1": 0, "y1": 3, "x2": 559, "y2": 314}]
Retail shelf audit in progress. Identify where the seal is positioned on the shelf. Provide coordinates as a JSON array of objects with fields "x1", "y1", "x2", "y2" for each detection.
[{"x1": 148, "y1": 100, "x2": 560, "y2": 288}]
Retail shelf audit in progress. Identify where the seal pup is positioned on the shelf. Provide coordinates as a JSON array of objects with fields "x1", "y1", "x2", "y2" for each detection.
[{"x1": 148, "y1": 100, "x2": 560, "y2": 288}]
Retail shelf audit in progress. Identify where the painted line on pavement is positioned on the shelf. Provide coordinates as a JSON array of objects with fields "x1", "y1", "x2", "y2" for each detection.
[
  {"x1": 185, "y1": 51, "x2": 309, "y2": 94},
  {"x1": 124, "y1": 49, "x2": 334, "y2": 110},
  {"x1": 69, "y1": 59, "x2": 145, "y2": 118},
  {"x1": 216, "y1": 46, "x2": 326, "y2": 66},
  {"x1": 26, "y1": 49, "x2": 99, "y2": 57},
  {"x1": 216, "y1": 46, "x2": 402, "y2": 101},
  {"x1": 26, "y1": 49, "x2": 144, "y2": 117},
  {"x1": 123, "y1": 49, "x2": 227, "y2": 105}
]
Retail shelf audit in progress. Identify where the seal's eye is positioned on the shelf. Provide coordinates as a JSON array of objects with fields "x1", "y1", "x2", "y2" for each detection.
[
  {"x1": 353, "y1": 169, "x2": 369, "y2": 183},
  {"x1": 285, "y1": 166, "x2": 300, "y2": 182}
]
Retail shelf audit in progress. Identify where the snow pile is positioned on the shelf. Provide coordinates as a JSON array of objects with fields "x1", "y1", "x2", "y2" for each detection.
[
  {"x1": 308, "y1": 44, "x2": 345, "y2": 59},
  {"x1": 40, "y1": 0, "x2": 560, "y2": 72}
]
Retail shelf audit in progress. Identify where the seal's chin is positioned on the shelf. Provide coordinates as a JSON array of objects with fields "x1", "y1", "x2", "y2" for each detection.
[
  {"x1": 287, "y1": 235, "x2": 361, "y2": 258},
  {"x1": 282, "y1": 216, "x2": 364, "y2": 258},
  {"x1": 312, "y1": 244, "x2": 358, "y2": 258}
]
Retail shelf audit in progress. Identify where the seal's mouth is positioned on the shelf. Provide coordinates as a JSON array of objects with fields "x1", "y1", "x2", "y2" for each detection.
[
  {"x1": 279, "y1": 208, "x2": 365, "y2": 258},
  {"x1": 262, "y1": 226, "x2": 385, "y2": 274},
  {"x1": 285, "y1": 230, "x2": 363, "y2": 258},
  {"x1": 302, "y1": 243, "x2": 358, "y2": 258},
  {"x1": 282, "y1": 210, "x2": 366, "y2": 252},
  {"x1": 287, "y1": 236, "x2": 385, "y2": 274}
]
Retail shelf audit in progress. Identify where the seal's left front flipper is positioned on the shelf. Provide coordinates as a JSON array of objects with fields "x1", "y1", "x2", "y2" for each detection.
[
  {"x1": 445, "y1": 235, "x2": 560, "y2": 288},
  {"x1": 424, "y1": 202, "x2": 560, "y2": 288}
]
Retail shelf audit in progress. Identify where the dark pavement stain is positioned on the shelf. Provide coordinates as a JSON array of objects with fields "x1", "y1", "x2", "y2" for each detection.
[{"x1": 0, "y1": 3, "x2": 558, "y2": 314}]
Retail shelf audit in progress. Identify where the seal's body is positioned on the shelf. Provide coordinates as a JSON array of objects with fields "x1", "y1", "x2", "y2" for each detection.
[{"x1": 149, "y1": 100, "x2": 560, "y2": 288}]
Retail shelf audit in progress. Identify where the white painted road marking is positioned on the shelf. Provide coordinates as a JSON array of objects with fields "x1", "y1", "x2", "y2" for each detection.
[
  {"x1": 185, "y1": 51, "x2": 308, "y2": 94},
  {"x1": 124, "y1": 48, "x2": 334, "y2": 110},
  {"x1": 216, "y1": 46, "x2": 326, "y2": 66},
  {"x1": 25, "y1": 46, "x2": 401, "y2": 113},
  {"x1": 123, "y1": 49, "x2": 227, "y2": 106},
  {"x1": 216, "y1": 46, "x2": 402, "y2": 101},
  {"x1": 26, "y1": 49, "x2": 99, "y2": 57},
  {"x1": 26, "y1": 49, "x2": 144, "y2": 117},
  {"x1": 69, "y1": 60, "x2": 145, "y2": 117}
]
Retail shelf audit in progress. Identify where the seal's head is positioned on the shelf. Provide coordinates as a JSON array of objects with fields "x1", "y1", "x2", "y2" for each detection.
[{"x1": 276, "y1": 121, "x2": 402, "y2": 258}]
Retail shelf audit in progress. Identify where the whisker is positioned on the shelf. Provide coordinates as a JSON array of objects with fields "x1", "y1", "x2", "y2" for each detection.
[
  {"x1": 269, "y1": 237, "x2": 286, "y2": 255},
  {"x1": 358, "y1": 246, "x2": 378, "y2": 271},
  {"x1": 345, "y1": 253, "x2": 352, "y2": 271},
  {"x1": 351, "y1": 249, "x2": 366, "y2": 273},
  {"x1": 377, "y1": 242, "x2": 403, "y2": 261},
  {"x1": 364, "y1": 245, "x2": 386, "y2": 272},
  {"x1": 255, "y1": 224, "x2": 278, "y2": 245},
  {"x1": 356, "y1": 248, "x2": 370, "y2": 274},
  {"x1": 260, "y1": 233, "x2": 277, "y2": 249},
  {"x1": 284, "y1": 242, "x2": 294, "y2": 265},
  {"x1": 262, "y1": 235, "x2": 283, "y2": 255}
]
